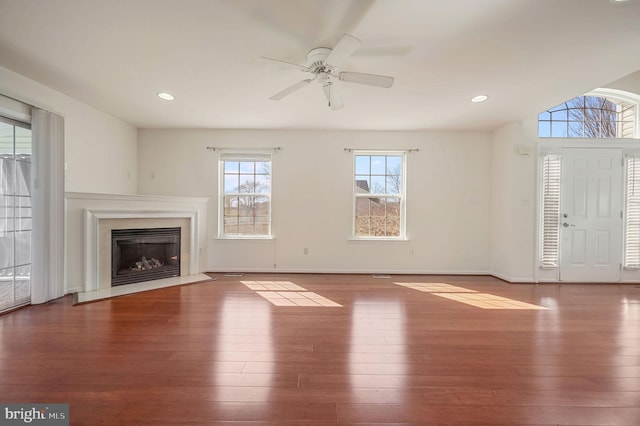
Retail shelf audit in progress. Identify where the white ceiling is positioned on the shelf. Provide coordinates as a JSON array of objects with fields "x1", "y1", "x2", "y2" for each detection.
[{"x1": 1, "y1": 0, "x2": 640, "y2": 131}]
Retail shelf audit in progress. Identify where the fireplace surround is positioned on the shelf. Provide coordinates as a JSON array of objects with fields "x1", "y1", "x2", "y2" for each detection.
[{"x1": 83, "y1": 209, "x2": 200, "y2": 292}]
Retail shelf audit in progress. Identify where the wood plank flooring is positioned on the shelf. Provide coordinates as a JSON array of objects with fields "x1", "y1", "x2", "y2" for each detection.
[{"x1": 1, "y1": 274, "x2": 640, "y2": 425}]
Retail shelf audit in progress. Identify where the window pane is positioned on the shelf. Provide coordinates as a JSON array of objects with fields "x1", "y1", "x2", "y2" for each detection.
[
  {"x1": 238, "y1": 175, "x2": 255, "y2": 192},
  {"x1": 255, "y1": 174, "x2": 270, "y2": 193},
  {"x1": 0, "y1": 157, "x2": 15, "y2": 195},
  {"x1": 16, "y1": 196, "x2": 31, "y2": 232},
  {"x1": 568, "y1": 122, "x2": 583, "y2": 137},
  {"x1": 0, "y1": 225, "x2": 14, "y2": 267},
  {"x1": 15, "y1": 160, "x2": 30, "y2": 196},
  {"x1": 355, "y1": 197, "x2": 371, "y2": 237},
  {"x1": 224, "y1": 175, "x2": 239, "y2": 193},
  {"x1": 223, "y1": 216, "x2": 239, "y2": 234},
  {"x1": 355, "y1": 176, "x2": 370, "y2": 193},
  {"x1": 14, "y1": 264, "x2": 30, "y2": 301},
  {"x1": 355, "y1": 156, "x2": 370, "y2": 175},
  {"x1": 239, "y1": 162, "x2": 254, "y2": 173},
  {"x1": 386, "y1": 175, "x2": 401, "y2": 194},
  {"x1": 224, "y1": 161, "x2": 239, "y2": 173},
  {"x1": 538, "y1": 120, "x2": 551, "y2": 138},
  {"x1": 370, "y1": 156, "x2": 386, "y2": 174},
  {"x1": 386, "y1": 198, "x2": 401, "y2": 237},
  {"x1": 237, "y1": 196, "x2": 255, "y2": 217},
  {"x1": 0, "y1": 122, "x2": 13, "y2": 155},
  {"x1": 254, "y1": 196, "x2": 270, "y2": 216},
  {"x1": 551, "y1": 122, "x2": 568, "y2": 137},
  {"x1": 255, "y1": 161, "x2": 270, "y2": 175},
  {"x1": 551, "y1": 109, "x2": 568, "y2": 121},
  {"x1": 371, "y1": 176, "x2": 385, "y2": 193},
  {"x1": 0, "y1": 267, "x2": 14, "y2": 310},
  {"x1": 15, "y1": 126, "x2": 31, "y2": 156},
  {"x1": 386, "y1": 156, "x2": 401, "y2": 174},
  {"x1": 15, "y1": 231, "x2": 30, "y2": 265}
]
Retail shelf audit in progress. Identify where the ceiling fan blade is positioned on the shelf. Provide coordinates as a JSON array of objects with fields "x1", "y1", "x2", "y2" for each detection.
[
  {"x1": 269, "y1": 79, "x2": 312, "y2": 100},
  {"x1": 325, "y1": 34, "x2": 361, "y2": 69},
  {"x1": 260, "y1": 56, "x2": 309, "y2": 71},
  {"x1": 322, "y1": 83, "x2": 344, "y2": 111},
  {"x1": 338, "y1": 71, "x2": 394, "y2": 88}
]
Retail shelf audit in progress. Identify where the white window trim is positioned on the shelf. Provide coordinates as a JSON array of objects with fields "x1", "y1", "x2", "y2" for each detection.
[
  {"x1": 217, "y1": 151, "x2": 273, "y2": 240},
  {"x1": 351, "y1": 150, "x2": 407, "y2": 241},
  {"x1": 588, "y1": 88, "x2": 640, "y2": 139}
]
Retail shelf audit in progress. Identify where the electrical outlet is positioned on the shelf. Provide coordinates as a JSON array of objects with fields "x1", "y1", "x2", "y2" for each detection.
[{"x1": 303, "y1": 248, "x2": 309, "y2": 255}]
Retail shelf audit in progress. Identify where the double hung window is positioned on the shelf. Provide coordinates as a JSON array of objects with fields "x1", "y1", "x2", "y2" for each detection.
[
  {"x1": 219, "y1": 153, "x2": 271, "y2": 238},
  {"x1": 353, "y1": 152, "x2": 406, "y2": 239}
]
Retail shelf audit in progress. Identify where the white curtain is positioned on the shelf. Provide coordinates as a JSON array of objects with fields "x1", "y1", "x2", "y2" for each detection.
[{"x1": 30, "y1": 108, "x2": 64, "y2": 304}]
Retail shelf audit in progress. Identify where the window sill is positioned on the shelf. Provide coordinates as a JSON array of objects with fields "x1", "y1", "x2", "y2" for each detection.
[{"x1": 348, "y1": 237, "x2": 409, "y2": 243}]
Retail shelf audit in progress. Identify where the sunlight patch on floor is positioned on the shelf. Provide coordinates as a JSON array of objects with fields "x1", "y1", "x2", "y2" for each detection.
[
  {"x1": 241, "y1": 281, "x2": 342, "y2": 307},
  {"x1": 432, "y1": 292, "x2": 548, "y2": 310},
  {"x1": 394, "y1": 282, "x2": 547, "y2": 310},
  {"x1": 241, "y1": 281, "x2": 305, "y2": 291},
  {"x1": 394, "y1": 282, "x2": 476, "y2": 293}
]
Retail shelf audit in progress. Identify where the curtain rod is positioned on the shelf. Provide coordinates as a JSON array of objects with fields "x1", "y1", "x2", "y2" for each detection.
[
  {"x1": 206, "y1": 146, "x2": 281, "y2": 151},
  {"x1": 343, "y1": 148, "x2": 419, "y2": 153}
]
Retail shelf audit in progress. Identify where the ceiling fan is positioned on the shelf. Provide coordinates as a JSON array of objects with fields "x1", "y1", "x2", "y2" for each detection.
[{"x1": 261, "y1": 34, "x2": 395, "y2": 111}]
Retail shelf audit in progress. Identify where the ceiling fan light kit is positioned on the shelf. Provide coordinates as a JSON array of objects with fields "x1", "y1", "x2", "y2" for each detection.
[{"x1": 262, "y1": 34, "x2": 395, "y2": 110}]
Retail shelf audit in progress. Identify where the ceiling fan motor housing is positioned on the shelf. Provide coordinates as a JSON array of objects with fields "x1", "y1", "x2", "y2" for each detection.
[{"x1": 307, "y1": 47, "x2": 333, "y2": 73}]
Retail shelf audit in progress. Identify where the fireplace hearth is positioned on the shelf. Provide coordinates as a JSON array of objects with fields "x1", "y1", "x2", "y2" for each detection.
[{"x1": 111, "y1": 227, "x2": 181, "y2": 286}]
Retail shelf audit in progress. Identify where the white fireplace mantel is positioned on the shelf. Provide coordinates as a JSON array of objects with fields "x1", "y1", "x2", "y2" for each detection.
[{"x1": 84, "y1": 209, "x2": 200, "y2": 292}]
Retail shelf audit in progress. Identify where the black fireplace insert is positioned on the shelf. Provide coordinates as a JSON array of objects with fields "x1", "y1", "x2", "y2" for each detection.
[{"x1": 111, "y1": 227, "x2": 181, "y2": 286}]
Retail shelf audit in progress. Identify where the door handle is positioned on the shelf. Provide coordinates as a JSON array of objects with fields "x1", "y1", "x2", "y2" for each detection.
[{"x1": 563, "y1": 222, "x2": 575, "y2": 227}]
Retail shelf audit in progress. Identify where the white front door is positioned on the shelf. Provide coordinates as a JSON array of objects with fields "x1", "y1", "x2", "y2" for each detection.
[{"x1": 560, "y1": 148, "x2": 623, "y2": 282}]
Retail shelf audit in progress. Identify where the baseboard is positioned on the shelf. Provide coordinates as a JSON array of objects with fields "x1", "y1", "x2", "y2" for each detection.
[{"x1": 205, "y1": 267, "x2": 491, "y2": 275}]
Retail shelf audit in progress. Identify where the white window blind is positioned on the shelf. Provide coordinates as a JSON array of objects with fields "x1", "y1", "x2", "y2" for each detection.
[
  {"x1": 620, "y1": 102, "x2": 636, "y2": 138},
  {"x1": 541, "y1": 155, "x2": 561, "y2": 267},
  {"x1": 624, "y1": 156, "x2": 640, "y2": 268}
]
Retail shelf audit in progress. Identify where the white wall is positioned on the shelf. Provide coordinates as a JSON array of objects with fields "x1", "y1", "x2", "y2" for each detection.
[
  {"x1": 138, "y1": 129, "x2": 492, "y2": 274},
  {"x1": 490, "y1": 122, "x2": 537, "y2": 282},
  {"x1": 0, "y1": 66, "x2": 138, "y2": 194}
]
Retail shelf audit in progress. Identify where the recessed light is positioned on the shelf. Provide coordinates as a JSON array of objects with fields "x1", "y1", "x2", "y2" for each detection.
[
  {"x1": 157, "y1": 92, "x2": 175, "y2": 101},
  {"x1": 470, "y1": 95, "x2": 488, "y2": 103}
]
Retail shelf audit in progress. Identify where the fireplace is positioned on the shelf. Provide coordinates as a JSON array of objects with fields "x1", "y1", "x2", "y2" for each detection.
[{"x1": 111, "y1": 227, "x2": 181, "y2": 286}]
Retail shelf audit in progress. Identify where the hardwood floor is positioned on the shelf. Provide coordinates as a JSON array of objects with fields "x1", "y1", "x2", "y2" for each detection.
[{"x1": 1, "y1": 274, "x2": 640, "y2": 425}]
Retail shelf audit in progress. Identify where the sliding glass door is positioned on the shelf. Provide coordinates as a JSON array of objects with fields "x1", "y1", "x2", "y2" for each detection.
[{"x1": 0, "y1": 117, "x2": 32, "y2": 311}]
